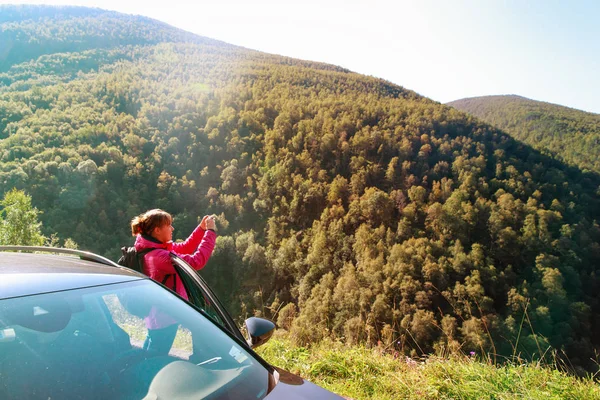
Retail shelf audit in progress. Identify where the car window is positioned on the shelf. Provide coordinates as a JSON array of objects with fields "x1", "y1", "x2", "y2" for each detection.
[{"x1": 0, "y1": 280, "x2": 269, "y2": 400}]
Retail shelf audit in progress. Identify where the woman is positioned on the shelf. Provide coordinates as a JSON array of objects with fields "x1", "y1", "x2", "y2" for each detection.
[{"x1": 130, "y1": 209, "x2": 217, "y2": 354}]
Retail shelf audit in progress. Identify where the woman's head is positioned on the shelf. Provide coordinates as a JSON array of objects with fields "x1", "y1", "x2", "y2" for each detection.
[{"x1": 131, "y1": 209, "x2": 174, "y2": 243}]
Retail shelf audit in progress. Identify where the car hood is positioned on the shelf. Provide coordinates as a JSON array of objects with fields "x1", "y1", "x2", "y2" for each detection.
[{"x1": 266, "y1": 368, "x2": 346, "y2": 399}]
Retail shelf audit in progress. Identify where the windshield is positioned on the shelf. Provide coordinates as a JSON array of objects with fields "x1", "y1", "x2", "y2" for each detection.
[{"x1": 0, "y1": 280, "x2": 269, "y2": 400}]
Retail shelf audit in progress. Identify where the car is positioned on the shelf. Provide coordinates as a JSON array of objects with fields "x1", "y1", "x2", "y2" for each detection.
[{"x1": 0, "y1": 246, "x2": 346, "y2": 400}]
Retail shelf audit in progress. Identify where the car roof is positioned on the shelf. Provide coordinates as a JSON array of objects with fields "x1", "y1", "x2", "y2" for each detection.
[{"x1": 0, "y1": 250, "x2": 145, "y2": 300}]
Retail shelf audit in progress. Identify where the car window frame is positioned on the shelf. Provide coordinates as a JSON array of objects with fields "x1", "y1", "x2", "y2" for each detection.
[
  {"x1": 168, "y1": 254, "x2": 247, "y2": 344},
  {"x1": 165, "y1": 256, "x2": 276, "y2": 376}
]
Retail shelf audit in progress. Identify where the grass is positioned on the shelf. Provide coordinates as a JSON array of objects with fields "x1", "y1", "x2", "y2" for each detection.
[{"x1": 256, "y1": 332, "x2": 600, "y2": 400}]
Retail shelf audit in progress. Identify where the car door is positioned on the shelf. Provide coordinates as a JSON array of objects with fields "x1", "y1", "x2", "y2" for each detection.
[{"x1": 168, "y1": 254, "x2": 247, "y2": 344}]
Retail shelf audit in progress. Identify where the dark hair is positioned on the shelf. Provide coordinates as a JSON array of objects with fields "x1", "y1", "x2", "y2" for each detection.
[{"x1": 130, "y1": 209, "x2": 173, "y2": 236}]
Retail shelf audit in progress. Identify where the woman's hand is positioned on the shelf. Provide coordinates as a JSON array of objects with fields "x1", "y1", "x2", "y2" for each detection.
[
  {"x1": 200, "y1": 215, "x2": 210, "y2": 230},
  {"x1": 206, "y1": 215, "x2": 216, "y2": 231}
]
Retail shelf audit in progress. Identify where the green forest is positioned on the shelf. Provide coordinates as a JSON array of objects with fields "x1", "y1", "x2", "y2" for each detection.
[
  {"x1": 448, "y1": 95, "x2": 600, "y2": 175},
  {"x1": 2, "y1": 5, "x2": 600, "y2": 374}
]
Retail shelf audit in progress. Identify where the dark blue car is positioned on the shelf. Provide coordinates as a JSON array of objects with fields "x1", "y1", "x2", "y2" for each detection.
[{"x1": 0, "y1": 246, "x2": 346, "y2": 399}]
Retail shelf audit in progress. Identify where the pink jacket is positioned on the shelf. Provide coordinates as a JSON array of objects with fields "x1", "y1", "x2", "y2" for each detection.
[{"x1": 134, "y1": 225, "x2": 217, "y2": 329}]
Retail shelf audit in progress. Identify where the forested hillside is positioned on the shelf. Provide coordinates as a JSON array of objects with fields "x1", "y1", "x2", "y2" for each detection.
[
  {"x1": 0, "y1": 5, "x2": 226, "y2": 72},
  {"x1": 448, "y1": 95, "x2": 600, "y2": 174},
  {"x1": 2, "y1": 5, "x2": 600, "y2": 373}
]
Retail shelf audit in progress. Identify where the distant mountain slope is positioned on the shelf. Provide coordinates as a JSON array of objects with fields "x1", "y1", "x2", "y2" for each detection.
[
  {"x1": 0, "y1": 5, "x2": 229, "y2": 72},
  {"x1": 1, "y1": 5, "x2": 600, "y2": 373},
  {"x1": 448, "y1": 95, "x2": 600, "y2": 174}
]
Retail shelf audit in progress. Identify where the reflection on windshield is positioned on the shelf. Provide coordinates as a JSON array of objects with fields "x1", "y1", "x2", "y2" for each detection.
[{"x1": 0, "y1": 280, "x2": 269, "y2": 400}]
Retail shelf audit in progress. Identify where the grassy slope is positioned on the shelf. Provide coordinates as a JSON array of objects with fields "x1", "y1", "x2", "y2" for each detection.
[{"x1": 257, "y1": 333, "x2": 600, "y2": 400}]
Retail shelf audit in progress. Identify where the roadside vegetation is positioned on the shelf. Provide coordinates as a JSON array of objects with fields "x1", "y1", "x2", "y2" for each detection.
[{"x1": 258, "y1": 332, "x2": 600, "y2": 400}]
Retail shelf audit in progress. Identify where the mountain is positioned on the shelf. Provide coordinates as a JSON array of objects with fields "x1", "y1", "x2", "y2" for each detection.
[
  {"x1": 1, "y1": 5, "x2": 600, "y2": 373},
  {"x1": 448, "y1": 95, "x2": 600, "y2": 174},
  {"x1": 0, "y1": 5, "x2": 228, "y2": 72}
]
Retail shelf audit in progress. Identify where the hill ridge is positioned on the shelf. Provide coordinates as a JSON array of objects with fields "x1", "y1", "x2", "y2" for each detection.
[
  {"x1": 449, "y1": 94, "x2": 599, "y2": 116},
  {"x1": 448, "y1": 95, "x2": 600, "y2": 174},
  {"x1": 0, "y1": 4, "x2": 235, "y2": 72}
]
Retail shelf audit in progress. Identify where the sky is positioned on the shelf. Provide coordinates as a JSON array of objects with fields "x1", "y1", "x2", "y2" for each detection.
[{"x1": 3, "y1": 0, "x2": 600, "y2": 114}]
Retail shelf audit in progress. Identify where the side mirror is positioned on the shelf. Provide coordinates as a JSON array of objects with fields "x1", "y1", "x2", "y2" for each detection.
[{"x1": 245, "y1": 317, "x2": 275, "y2": 348}]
